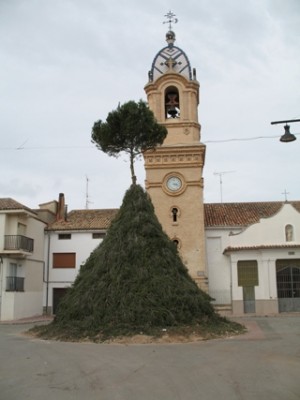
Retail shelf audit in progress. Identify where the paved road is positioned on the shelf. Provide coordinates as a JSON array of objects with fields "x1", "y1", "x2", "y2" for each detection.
[{"x1": 0, "y1": 316, "x2": 300, "y2": 400}]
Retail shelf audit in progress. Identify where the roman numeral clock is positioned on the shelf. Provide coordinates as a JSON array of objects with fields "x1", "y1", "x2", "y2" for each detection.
[{"x1": 143, "y1": 12, "x2": 208, "y2": 290}]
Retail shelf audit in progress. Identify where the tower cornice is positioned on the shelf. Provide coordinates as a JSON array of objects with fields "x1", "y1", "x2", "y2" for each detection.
[
  {"x1": 145, "y1": 72, "x2": 199, "y2": 94},
  {"x1": 143, "y1": 144, "x2": 206, "y2": 170}
]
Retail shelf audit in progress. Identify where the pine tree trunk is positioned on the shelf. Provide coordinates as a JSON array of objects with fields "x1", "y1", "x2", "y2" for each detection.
[{"x1": 130, "y1": 150, "x2": 136, "y2": 185}]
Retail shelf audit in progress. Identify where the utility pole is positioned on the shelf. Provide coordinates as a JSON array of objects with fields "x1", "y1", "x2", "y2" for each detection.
[{"x1": 213, "y1": 171, "x2": 235, "y2": 203}]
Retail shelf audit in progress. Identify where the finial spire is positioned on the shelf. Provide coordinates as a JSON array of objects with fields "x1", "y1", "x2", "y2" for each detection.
[{"x1": 163, "y1": 10, "x2": 178, "y2": 31}]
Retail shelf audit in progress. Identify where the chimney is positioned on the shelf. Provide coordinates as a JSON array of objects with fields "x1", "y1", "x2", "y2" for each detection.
[{"x1": 57, "y1": 193, "x2": 66, "y2": 221}]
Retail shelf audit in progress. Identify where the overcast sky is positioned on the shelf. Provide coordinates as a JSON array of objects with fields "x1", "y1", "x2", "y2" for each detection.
[{"x1": 1, "y1": 0, "x2": 299, "y2": 211}]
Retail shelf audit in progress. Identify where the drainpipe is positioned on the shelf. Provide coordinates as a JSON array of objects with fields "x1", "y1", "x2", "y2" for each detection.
[{"x1": 44, "y1": 232, "x2": 51, "y2": 314}]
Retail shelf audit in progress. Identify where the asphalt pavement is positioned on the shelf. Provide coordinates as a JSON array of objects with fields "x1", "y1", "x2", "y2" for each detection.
[{"x1": 0, "y1": 315, "x2": 300, "y2": 400}]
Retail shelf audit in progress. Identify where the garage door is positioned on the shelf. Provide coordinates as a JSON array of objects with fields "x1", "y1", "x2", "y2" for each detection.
[
  {"x1": 277, "y1": 263, "x2": 300, "y2": 312},
  {"x1": 53, "y1": 288, "x2": 68, "y2": 314}
]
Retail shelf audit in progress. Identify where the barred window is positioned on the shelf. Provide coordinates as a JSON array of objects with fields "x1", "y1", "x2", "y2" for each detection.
[
  {"x1": 238, "y1": 260, "x2": 258, "y2": 286},
  {"x1": 58, "y1": 233, "x2": 71, "y2": 240}
]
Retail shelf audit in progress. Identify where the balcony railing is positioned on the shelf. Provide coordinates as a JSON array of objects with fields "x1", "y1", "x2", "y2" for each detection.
[
  {"x1": 6, "y1": 276, "x2": 25, "y2": 292},
  {"x1": 4, "y1": 235, "x2": 34, "y2": 253}
]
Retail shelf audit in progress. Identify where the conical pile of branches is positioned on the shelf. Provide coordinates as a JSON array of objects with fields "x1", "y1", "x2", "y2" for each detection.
[{"x1": 40, "y1": 185, "x2": 231, "y2": 340}]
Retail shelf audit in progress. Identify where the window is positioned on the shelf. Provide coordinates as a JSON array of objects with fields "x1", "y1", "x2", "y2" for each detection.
[
  {"x1": 92, "y1": 232, "x2": 106, "y2": 239},
  {"x1": 171, "y1": 208, "x2": 178, "y2": 222},
  {"x1": 58, "y1": 233, "x2": 71, "y2": 240},
  {"x1": 237, "y1": 261, "x2": 258, "y2": 286},
  {"x1": 165, "y1": 86, "x2": 180, "y2": 118},
  {"x1": 17, "y1": 223, "x2": 26, "y2": 235},
  {"x1": 172, "y1": 238, "x2": 181, "y2": 249},
  {"x1": 6, "y1": 262, "x2": 24, "y2": 292},
  {"x1": 53, "y1": 253, "x2": 76, "y2": 268}
]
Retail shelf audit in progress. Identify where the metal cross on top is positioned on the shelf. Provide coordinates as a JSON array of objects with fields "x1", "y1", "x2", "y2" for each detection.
[
  {"x1": 163, "y1": 10, "x2": 178, "y2": 30},
  {"x1": 282, "y1": 189, "x2": 290, "y2": 202}
]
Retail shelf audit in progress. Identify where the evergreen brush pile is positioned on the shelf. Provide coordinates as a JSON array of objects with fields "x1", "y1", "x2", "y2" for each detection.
[{"x1": 34, "y1": 185, "x2": 242, "y2": 341}]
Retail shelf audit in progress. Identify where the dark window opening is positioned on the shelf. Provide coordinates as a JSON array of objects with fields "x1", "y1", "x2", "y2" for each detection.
[
  {"x1": 165, "y1": 87, "x2": 180, "y2": 118},
  {"x1": 172, "y1": 207, "x2": 178, "y2": 222},
  {"x1": 92, "y1": 232, "x2": 106, "y2": 239},
  {"x1": 58, "y1": 233, "x2": 71, "y2": 240}
]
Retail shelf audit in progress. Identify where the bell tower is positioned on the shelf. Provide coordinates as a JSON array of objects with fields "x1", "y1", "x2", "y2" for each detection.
[{"x1": 143, "y1": 12, "x2": 207, "y2": 290}]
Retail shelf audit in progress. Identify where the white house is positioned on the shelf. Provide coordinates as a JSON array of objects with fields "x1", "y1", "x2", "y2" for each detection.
[
  {"x1": 0, "y1": 198, "x2": 47, "y2": 321},
  {"x1": 41, "y1": 193, "x2": 118, "y2": 314},
  {"x1": 205, "y1": 201, "x2": 300, "y2": 315}
]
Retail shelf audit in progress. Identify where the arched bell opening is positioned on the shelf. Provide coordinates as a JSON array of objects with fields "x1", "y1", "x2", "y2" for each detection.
[{"x1": 165, "y1": 86, "x2": 180, "y2": 119}]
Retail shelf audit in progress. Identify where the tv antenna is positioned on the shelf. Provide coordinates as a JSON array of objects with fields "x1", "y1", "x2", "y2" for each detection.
[
  {"x1": 85, "y1": 175, "x2": 92, "y2": 209},
  {"x1": 213, "y1": 171, "x2": 235, "y2": 203}
]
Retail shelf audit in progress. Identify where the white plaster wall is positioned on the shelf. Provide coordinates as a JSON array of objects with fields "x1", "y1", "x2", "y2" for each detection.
[
  {"x1": 1, "y1": 291, "x2": 15, "y2": 320},
  {"x1": 229, "y1": 204, "x2": 300, "y2": 247},
  {"x1": 0, "y1": 212, "x2": 46, "y2": 320},
  {"x1": 1, "y1": 291, "x2": 43, "y2": 320},
  {"x1": 206, "y1": 236, "x2": 231, "y2": 304},
  {"x1": 0, "y1": 257, "x2": 45, "y2": 320},
  {"x1": 205, "y1": 228, "x2": 241, "y2": 305},
  {"x1": 44, "y1": 231, "x2": 104, "y2": 308},
  {"x1": 27, "y1": 216, "x2": 46, "y2": 261},
  {"x1": 4, "y1": 214, "x2": 18, "y2": 234},
  {"x1": 13, "y1": 292, "x2": 43, "y2": 319},
  {"x1": 0, "y1": 214, "x2": 6, "y2": 250}
]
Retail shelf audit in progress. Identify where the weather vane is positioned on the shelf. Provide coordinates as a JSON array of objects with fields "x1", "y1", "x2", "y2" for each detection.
[{"x1": 163, "y1": 10, "x2": 178, "y2": 30}]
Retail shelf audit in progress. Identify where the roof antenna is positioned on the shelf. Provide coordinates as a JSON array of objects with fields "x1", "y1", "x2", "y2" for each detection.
[
  {"x1": 85, "y1": 175, "x2": 92, "y2": 209},
  {"x1": 213, "y1": 171, "x2": 235, "y2": 203}
]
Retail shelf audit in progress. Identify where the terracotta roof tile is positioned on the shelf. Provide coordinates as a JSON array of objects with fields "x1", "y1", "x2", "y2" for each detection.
[
  {"x1": 224, "y1": 244, "x2": 300, "y2": 253},
  {"x1": 204, "y1": 201, "x2": 300, "y2": 227},
  {"x1": 47, "y1": 209, "x2": 119, "y2": 231},
  {"x1": 0, "y1": 198, "x2": 35, "y2": 214},
  {"x1": 46, "y1": 201, "x2": 300, "y2": 231}
]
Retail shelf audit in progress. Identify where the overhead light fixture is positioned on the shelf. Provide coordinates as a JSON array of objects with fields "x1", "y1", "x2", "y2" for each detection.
[
  {"x1": 271, "y1": 119, "x2": 299, "y2": 143},
  {"x1": 280, "y1": 124, "x2": 296, "y2": 143}
]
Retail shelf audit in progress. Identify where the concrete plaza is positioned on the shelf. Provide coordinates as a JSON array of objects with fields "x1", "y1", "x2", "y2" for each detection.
[{"x1": 0, "y1": 315, "x2": 299, "y2": 400}]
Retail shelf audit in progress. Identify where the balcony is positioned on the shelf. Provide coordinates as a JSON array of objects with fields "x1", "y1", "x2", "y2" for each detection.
[
  {"x1": 6, "y1": 276, "x2": 25, "y2": 292},
  {"x1": 4, "y1": 235, "x2": 34, "y2": 254}
]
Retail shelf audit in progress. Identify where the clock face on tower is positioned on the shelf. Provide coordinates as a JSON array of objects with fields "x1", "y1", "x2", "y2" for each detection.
[{"x1": 166, "y1": 176, "x2": 182, "y2": 192}]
